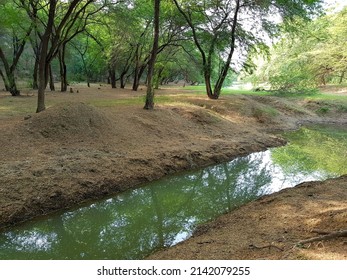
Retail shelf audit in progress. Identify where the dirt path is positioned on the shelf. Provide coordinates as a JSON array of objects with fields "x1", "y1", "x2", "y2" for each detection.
[{"x1": 0, "y1": 85, "x2": 346, "y2": 259}]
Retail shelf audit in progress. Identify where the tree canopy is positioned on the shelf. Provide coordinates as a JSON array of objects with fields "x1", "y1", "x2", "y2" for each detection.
[
  {"x1": 248, "y1": 5, "x2": 347, "y2": 92},
  {"x1": 0, "y1": 0, "x2": 336, "y2": 111}
]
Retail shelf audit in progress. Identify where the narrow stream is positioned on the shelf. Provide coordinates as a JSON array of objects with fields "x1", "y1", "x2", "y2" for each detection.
[{"x1": 1, "y1": 125, "x2": 347, "y2": 260}]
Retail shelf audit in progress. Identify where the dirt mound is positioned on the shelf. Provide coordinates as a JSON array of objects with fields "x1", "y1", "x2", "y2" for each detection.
[{"x1": 23, "y1": 102, "x2": 114, "y2": 140}]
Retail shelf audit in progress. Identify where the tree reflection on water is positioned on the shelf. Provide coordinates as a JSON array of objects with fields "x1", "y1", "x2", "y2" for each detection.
[{"x1": 0, "y1": 152, "x2": 273, "y2": 260}]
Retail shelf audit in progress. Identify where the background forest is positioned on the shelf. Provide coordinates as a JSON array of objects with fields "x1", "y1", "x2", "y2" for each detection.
[{"x1": 0, "y1": 0, "x2": 346, "y2": 111}]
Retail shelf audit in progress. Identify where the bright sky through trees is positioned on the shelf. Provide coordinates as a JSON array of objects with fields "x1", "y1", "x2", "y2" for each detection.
[{"x1": 324, "y1": 0, "x2": 346, "y2": 11}]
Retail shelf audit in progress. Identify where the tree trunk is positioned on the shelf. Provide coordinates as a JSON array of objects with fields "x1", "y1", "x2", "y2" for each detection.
[
  {"x1": 133, "y1": 65, "x2": 147, "y2": 91},
  {"x1": 8, "y1": 72, "x2": 20, "y2": 96},
  {"x1": 339, "y1": 71, "x2": 345, "y2": 84},
  {"x1": 0, "y1": 70, "x2": 20, "y2": 96},
  {"x1": 154, "y1": 67, "x2": 164, "y2": 89},
  {"x1": 49, "y1": 63, "x2": 55, "y2": 91},
  {"x1": 33, "y1": 57, "x2": 39, "y2": 90},
  {"x1": 36, "y1": 0, "x2": 56, "y2": 113},
  {"x1": 109, "y1": 67, "x2": 116, "y2": 88},
  {"x1": 213, "y1": 46, "x2": 236, "y2": 98},
  {"x1": 204, "y1": 72, "x2": 216, "y2": 99},
  {"x1": 132, "y1": 43, "x2": 142, "y2": 91},
  {"x1": 0, "y1": 48, "x2": 20, "y2": 96},
  {"x1": 0, "y1": 69, "x2": 9, "y2": 91},
  {"x1": 138, "y1": 65, "x2": 147, "y2": 90},
  {"x1": 144, "y1": 0, "x2": 160, "y2": 110},
  {"x1": 132, "y1": 64, "x2": 140, "y2": 91},
  {"x1": 58, "y1": 46, "x2": 68, "y2": 92},
  {"x1": 120, "y1": 72, "x2": 127, "y2": 88}
]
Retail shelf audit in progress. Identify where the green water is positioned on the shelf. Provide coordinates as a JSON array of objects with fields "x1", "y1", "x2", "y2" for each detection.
[{"x1": 0, "y1": 125, "x2": 346, "y2": 260}]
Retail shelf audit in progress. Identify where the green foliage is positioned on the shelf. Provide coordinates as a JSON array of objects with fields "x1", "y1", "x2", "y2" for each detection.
[
  {"x1": 0, "y1": 0, "x2": 329, "y2": 100},
  {"x1": 315, "y1": 106, "x2": 330, "y2": 115},
  {"x1": 337, "y1": 104, "x2": 347, "y2": 113},
  {"x1": 248, "y1": 6, "x2": 347, "y2": 92}
]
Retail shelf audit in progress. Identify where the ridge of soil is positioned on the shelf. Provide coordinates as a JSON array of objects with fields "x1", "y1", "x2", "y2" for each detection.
[{"x1": 0, "y1": 85, "x2": 346, "y2": 260}]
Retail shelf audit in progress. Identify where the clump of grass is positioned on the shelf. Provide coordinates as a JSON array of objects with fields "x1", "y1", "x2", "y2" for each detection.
[
  {"x1": 315, "y1": 106, "x2": 330, "y2": 115},
  {"x1": 337, "y1": 104, "x2": 347, "y2": 113},
  {"x1": 252, "y1": 106, "x2": 279, "y2": 123}
]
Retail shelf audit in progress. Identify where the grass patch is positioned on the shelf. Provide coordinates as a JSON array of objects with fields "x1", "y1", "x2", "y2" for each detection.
[
  {"x1": 306, "y1": 94, "x2": 347, "y2": 102},
  {"x1": 182, "y1": 85, "x2": 270, "y2": 96},
  {"x1": 222, "y1": 88, "x2": 270, "y2": 95},
  {"x1": 181, "y1": 85, "x2": 206, "y2": 94},
  {"x1": 252, "y1": 106, "x2": 279, "y2": 123},
  {"x1": 0, "y1": 96, "x2": 37, "y2": 117},
  {"x1": 337, "y1": 104, "x2": 347, "y2": 113},
  {"x1": 182, "y1": 85, "x2": 347, "y2": 102},
  {"x1": 315, "y1": 106, "x2": 330, "y2": 115}
]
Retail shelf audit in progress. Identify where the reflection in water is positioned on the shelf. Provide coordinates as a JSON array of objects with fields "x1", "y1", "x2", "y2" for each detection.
[{"x1": 0, "y1": 125, "x2": 346, "y2": 259}]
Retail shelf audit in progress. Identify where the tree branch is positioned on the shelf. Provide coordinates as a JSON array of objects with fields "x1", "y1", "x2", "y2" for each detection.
[{"x1": 297, "y1": 229, "x2": 347, "y2": 246}]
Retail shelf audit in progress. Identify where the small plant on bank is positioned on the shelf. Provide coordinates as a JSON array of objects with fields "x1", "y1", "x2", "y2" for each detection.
[{"x1": 315, "y1": 106, "x2": 330, "y2": 115}]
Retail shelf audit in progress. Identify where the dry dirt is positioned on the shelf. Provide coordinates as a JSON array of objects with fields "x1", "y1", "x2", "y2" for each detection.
[{"x1": 0, "y1": 84, "x2": 346, "y2": 260}]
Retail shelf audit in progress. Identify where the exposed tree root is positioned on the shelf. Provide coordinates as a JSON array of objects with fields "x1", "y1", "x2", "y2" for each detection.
[
  {"x1": 297, "y1": 229, "x2": 347, "y2": 246},
  {"x1": 249, "y1": 243, "x2": 284, "y2": 252}
]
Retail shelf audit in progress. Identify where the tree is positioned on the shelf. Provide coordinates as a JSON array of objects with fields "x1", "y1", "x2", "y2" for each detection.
[
  {"x1": 153, "y1": 46, "x2": 204, "y2": 86},
  {"x1": 172, "y1": 0, "x2": 241, "y2": 99},
  {"x1": 0, "y1": 0, "x2": 33, "y2": 96},
  {"x1": 144, "y1": 0, "x2": 160, "y2": 110},
  {"x1": 172, "y1": 0, "x2": 323, "y2": 99},
  {"x1": 20, "y1": 0, "x2": 106, "y2": 112},
  {"x1": 70, "y1": 33, "x2": 106, "y2": 87},
  {"x1": 248, "y1": 6, "x2": 347, "y2": 91}
]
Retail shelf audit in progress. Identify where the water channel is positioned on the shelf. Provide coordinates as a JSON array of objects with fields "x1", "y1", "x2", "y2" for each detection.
[{"x1": 1, "y1": 125, "x2": 347, "y2": 260}]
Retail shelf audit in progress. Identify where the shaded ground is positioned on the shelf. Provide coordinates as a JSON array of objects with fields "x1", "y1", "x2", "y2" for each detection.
[{"x1": 0, "y1": 84, "x2": 346, "y2": 259}]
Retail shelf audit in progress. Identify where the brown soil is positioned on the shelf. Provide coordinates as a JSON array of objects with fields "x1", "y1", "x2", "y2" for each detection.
[{"x1": 0, "y1": 84, "x2": 346, "y2": 260}]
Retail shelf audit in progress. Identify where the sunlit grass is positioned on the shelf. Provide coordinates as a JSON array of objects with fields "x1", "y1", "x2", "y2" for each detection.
[
  {"x1": 182, "y1": 85, "x2": 269, "y2": 95},
  {"x1": 1, "y1": 83, "x2": 346, "y2": 119},
  {"x1": 183, "y1": 84, "x2": 347, "y2": 101},
  {"x1": 0, "y1": 96, "x2": 37, "y2": 117}
]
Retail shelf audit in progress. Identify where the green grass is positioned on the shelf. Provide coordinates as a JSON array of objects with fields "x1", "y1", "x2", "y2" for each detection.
[
  {"x1": 182, "y1": 85, "x2": 270, "y2": 96},
  {"x1": 1, "y1": 83, "x2": 346, "y2": 120},
  {"x1": 0, "y1": 96, "x2": 37, "y2": 117},
  {"x1": 182, "y1": 85, "x2": 206, "y2": 94},
  {"x1": 222, "y1": 88, "x2": 269, "y2": 95},
  {"x1": 181, "y1": 85, "x2": 347, "y2": 118},
  {"x1": 252, "y1": 106, "x2": 279, "y2": 122},
  {"x1": 315, "y1": 106, "x2": 330, "y2": 115},
  {"x1": 184, "y1": 84, "x2": 347, "y2": 98}
]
